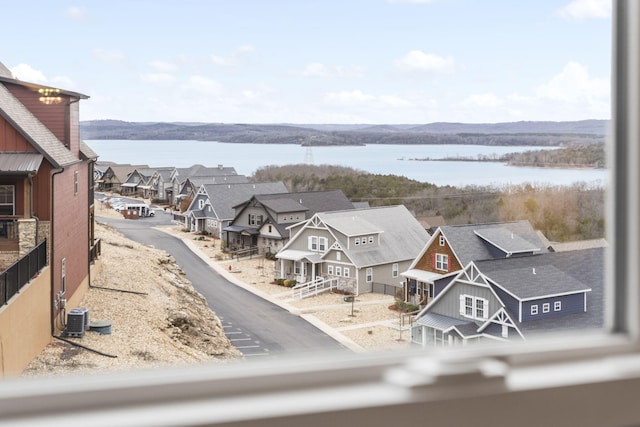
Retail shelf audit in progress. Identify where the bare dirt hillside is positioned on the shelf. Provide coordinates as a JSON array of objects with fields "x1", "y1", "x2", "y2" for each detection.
[{"x1": 22, "y1": 221, "x2": 242, "y2": 378}]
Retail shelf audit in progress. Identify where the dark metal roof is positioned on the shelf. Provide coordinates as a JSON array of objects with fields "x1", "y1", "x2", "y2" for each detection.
[
  {"x1": 474, "y1": 227, "x2": 542, "y2": 255},
  {"x1": 0, "y1": 153, "x2": 43, "y2": 174}
]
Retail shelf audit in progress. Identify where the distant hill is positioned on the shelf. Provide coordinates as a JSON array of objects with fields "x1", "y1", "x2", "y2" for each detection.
[{"x1": 80, "y1": 119, "x2": 608, "y2": 146}]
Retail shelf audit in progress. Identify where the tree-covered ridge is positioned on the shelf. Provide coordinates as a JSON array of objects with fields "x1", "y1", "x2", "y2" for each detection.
[
  {"x1": 81, "y1": 119, "x2": 607, "y2": 147},
  {"x1": 252, "y1": 164, "x2": 605, "y2": 242},
  {"x1": 504, "y1": 144, "x2": 605, "y2": 168}
]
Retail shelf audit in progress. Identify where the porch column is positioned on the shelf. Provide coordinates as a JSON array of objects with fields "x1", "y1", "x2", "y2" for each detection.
[{"x1": 280, "y1": 259, "x2": 285, "y2": 278}]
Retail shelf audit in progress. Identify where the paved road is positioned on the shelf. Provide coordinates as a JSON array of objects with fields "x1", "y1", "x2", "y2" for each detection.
[{"x1": 96, "y1": 209, "x2": 346, "y2": 358}]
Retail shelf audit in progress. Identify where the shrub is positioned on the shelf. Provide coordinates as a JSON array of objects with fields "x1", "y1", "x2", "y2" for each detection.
[
  {"x1": 393, "y1": 299, "x2": 419, "y2": 313},
  {"x1": 283, "y1": 279, "x2": 297, "y2": 288},
  {"x1": 265, "y1": 251, "x2": 278, "y2": 261}
]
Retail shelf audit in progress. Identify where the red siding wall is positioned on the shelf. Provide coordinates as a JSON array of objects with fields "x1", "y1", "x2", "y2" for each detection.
[
  {"x1": 5, "y1": 84, "x2": 70, "y2": 146},
  {"x1": 51, "y1": 163, "x2": 90, "y2": 307},
  {"x1": 0, "y1": 116, "x2": 37, "y2": 152},
  {"x1": 414, "y1": 232, "x2": 462, "y2": 273}
]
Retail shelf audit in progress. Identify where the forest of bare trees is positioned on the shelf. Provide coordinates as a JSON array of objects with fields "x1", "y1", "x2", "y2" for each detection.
[{"x1": 252, "y1": 164, "x2": 605, "y2": 243}]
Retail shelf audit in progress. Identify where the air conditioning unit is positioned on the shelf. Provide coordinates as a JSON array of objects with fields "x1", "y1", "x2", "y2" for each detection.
[{"x1": 66, "y1": 307, "x2": 89, "y2": 338}]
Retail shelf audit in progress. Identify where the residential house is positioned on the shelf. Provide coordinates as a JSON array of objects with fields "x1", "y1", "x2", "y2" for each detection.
[
  {"x1": 0, "y1": 61, "x2": 98, "y2": 375},
  {"x1": 402, "y1": 220, "x2": 549, "y2": 307},
  {"x1": 98, "y1": 164, "x2": 147, "y2": 193},
  {"x1": 224, "y1": 190, "x2": 356, "y2": 254},
  {"x1": 185, "y1": 181, "x2": 287, "y2": 239},
  {"x1": 146, "y1": 167, "x2": 175, "y2": 201},
  {"x1": 168, "y1": 164, "x2": 240, "y2": 207},
  {"x1": 120, "y1": 167, "x2": 157, "y2": 197},
  {"x1": 276, "y1": 205, "x2": 430, "y2": 295},
  {"x1": 410, "y1": 247, "x2": 604, "y2": 347},
  {"x1": 178, "y1": 174, "x2": 249, "y2": 208}
]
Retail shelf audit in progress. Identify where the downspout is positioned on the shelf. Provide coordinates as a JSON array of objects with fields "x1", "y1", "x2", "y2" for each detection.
[{"x1": 50, "y1": 167, "x2": 64, "y2": 336}]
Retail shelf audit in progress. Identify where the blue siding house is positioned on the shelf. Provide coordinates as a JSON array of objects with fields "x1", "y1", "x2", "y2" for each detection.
[{"x1": 411, "y1": 247, "x2": 604, "y2": 347}]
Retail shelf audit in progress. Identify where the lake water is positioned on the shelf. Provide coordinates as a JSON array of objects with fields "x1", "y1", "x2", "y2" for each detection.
[{"x1": 86, "y1": 139, "x2": 608, "y2": 188}]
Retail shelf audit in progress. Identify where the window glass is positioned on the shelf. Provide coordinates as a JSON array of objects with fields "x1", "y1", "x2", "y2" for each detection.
[{"x1": 0, "y1": 185, "x2": 14, "y2": 216}]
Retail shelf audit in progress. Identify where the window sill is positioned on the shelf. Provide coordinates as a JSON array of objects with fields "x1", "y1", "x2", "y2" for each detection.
[{"x1": 1, "y1": 332, "x2": 638, "y2": 426}]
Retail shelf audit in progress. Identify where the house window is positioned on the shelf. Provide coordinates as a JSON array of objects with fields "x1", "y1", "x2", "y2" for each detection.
[
  {"x1": 460, "y1": 295, "x2": 488, "y2": 320},
  {"x1": 543, "y1": 303, "x2": 550, "y2": 313},
  {"x1": 354, "y1": 239, "x2": 359, "y2": 246},
  {"x1": 366, "y1": 268, "x2": 373, "y2": 283},
  {"x1": 309, "y1": 236, "x2": 318, "y2": 251},
  {"x1": 328, "y1": 265, "x2": 334, "y2": 275},
  {"x1": 61, "y1": 257, "x2": 67, "y2": 295},
  {"x1": 392, "y1": 263, "x2": 399, "y2": 278},
  {"x1": 336, "y1": 252, "x2": 341, "y2": 261},
  {"x1": 319, "y1": 237, "x2": 328, "y2": 251},
  {"x1": 435, "y1": 254, "x2": 449, "y2": 271},
  {"x1": 439, "y1": 235, "x2": 445, "y2": 246},
  {"x1": 531, "y1": 305, "x2": 539, "y2": 315},
  {"x1": 198, "y1": 199, "x2": 205, "y2": 210},
  {"x1": 343, "y1": 268, "x2": 349, "y2": 278},
  {"x1": 368, "y1": 236, "x2": 374, "y2": 244},
  {"x1": 336, "y1": 266, "x2": 342, "y2": 276},
  {"x1": 249, "y1": 214, "x2": 256, "y2": 225},
  {"x1": 554, "y1": 301, "x2": 562, "y2": 311},
  {"x1": 268, "y1": 225, "x2": 272, "y2": 233},
  {"x1": 0, "y1": 185, "x2": 15, "y2": 215},
  {"x1": 74, "y1": 171, "x2": 79, "y2": 196}
]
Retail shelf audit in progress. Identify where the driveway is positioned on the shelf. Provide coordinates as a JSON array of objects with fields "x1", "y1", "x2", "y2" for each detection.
[{"x1": 96, "y1": 210, "x2": 347, "y2": 357}]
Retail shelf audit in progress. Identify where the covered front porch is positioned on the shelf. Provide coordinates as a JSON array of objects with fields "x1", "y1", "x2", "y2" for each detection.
[
  {"x1": 223, "y1": 225, "x2": 259, "y2": 251},
  {"x1": 275, "y1": 249, "x2": 323, "y2": 283},
  {"x1": 402, "y1": 269, "x2": 442, "y2": 307}
]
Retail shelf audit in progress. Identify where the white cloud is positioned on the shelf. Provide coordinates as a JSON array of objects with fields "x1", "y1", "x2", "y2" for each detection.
[
  {"x1": 182, "y1": 75, "x2": 222, "y2": 95},
  {"x1": 92, "y1": 49, "x2": 127, "y2": 66},
  {"x1": 211, "y1": 44, "x2": 255, "y2": 67},
  {"x1": 294, "y1": 62, "x2": 365, "y2": 78},
  {"x1": 149, "y1": 60, "x2": 178, "y2": 73},
  {"x1": 557, "y1": 0, "x2": 611, "y2": 20},
  {"x1": 140, "y1": 73, "x2": 176, "y2": 86},
  {"x1": 460, "y1": 93, "x2": 503, "y2": 109},
  {"x1": 456, "y1": 62, "x2": 609, "y2": 122},
  {"x1": 10, "y1": 64, "x2": 47, "y2": 83},
  {"x1": 65, "y1": 6, "x2": 88, "y2": 21},
  {"x1": 324, "y1": 90, "x2": 412, "y2": 109},
  {"x1": 394, "y1": 50, "x2": 454, "y2": 73}
]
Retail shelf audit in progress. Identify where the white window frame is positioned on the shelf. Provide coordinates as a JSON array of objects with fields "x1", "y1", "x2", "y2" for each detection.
[
  {"x1": 335, "y1": 266, "x2": 342, "y2": 276},
  {"x1": 554, "y1": 301, "x2": 562, "y2": 311},
  {"x1": 327, "y1": 265, "x2": 334, "y2": 275},
  {"x1": 7, "y1": 5, "x2": 640, "y2": 427},
  {"x1": 531, "y1": 304, "x2": 538, "y2": 315},
  {"x1": 435, "y1": 253, "x2": 448, "y2": 271},
  {"x1": 439, "y1": 235, "x2": 445, "y2": 246},
  {"x1": 366, "y1": 267, "x2": 373, "y2": 283},
  {"x1": 343, "y1": 267, "x2": 349, "y2": 278},
  {"x1": 309, "y1": 236, "x2": 318, "y2": 251},
  {"x1": 197, "y1": 199, "x2": 205, "y2": 210},
  {"x1": 368, "y1": 236, "x2": 374, "y2": 244},
  {"x1": 392, "y1": 263, "x2": 399, "y2": 278},
  {"x1": 543, "y1": 303, "x2": 550, "y2": 313},
  {"x1": 460, "y1": 294, "x2": 488, "y2": 320},
  {"x1": 319, "y1": 237, "x2": 327, "y2": 252}
]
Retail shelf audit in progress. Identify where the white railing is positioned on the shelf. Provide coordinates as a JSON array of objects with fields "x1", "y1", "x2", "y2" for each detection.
[{"x1": 291, "y1": 276, "x2": 338, "y2": 300}]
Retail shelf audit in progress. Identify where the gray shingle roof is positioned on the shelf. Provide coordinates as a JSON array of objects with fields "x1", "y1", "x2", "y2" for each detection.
[
  {"x1": 317, "y1": 205, "x2": 430, "y2": 267},
  {"x1": 474, "y1": 227, "x2": 543, "y2": 255},
  {"x1": 254, "y1": 190, "x2": 354, "y2": 216},
  {"x1": 479, "y1": 247, "x2": 605, "y2": 332},
  {"x1": 201, "y1": 182, "x2": 288, "y2": 220},
  {"x1": 80, "y1": 141, "x2": 98, "y2": 160},
  {"x1": 441, "y1": 220, "x2": 548, "y2": 266}
]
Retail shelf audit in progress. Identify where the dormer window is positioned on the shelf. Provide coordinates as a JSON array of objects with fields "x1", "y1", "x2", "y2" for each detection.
[{"x1": 439, "y1": 235, "x2": 445, "y2": 246}]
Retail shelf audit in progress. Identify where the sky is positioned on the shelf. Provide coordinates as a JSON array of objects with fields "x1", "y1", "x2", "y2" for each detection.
[{"x1": 2, "y1": 0, "x2": 611, "y2": 125}]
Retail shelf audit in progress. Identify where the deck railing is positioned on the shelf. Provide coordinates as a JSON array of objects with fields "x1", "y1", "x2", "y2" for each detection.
[{"x1": 0, "y1": 239, "x2": 47, "y2": 306}]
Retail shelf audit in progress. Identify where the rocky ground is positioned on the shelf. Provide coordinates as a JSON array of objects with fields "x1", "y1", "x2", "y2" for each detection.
[{"x1": 23, "y1": 207, "x2": 411, "y2": 378}]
